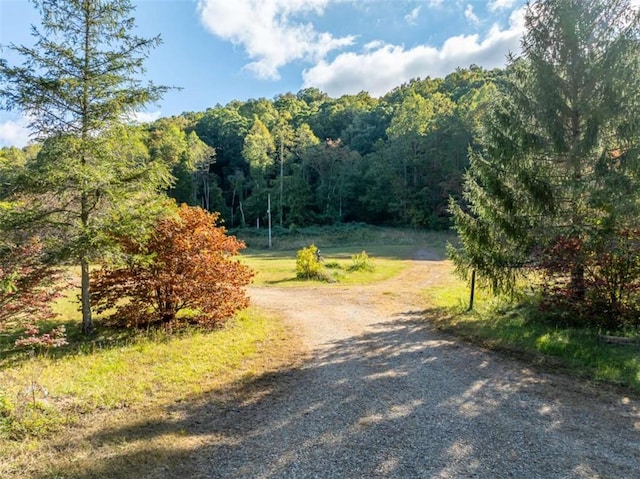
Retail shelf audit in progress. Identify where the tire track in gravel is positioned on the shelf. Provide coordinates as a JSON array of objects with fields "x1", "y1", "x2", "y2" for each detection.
[{"x1": 192, "y1": 250, "x2": 640, "y2": 479}]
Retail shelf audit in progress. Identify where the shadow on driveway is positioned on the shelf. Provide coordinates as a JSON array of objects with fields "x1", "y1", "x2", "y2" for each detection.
[{"x1": 47, "y1": 312, "x2": 639, "y2": 478}]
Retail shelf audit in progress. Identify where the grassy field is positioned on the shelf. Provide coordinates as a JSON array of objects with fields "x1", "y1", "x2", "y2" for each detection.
[
  {"x1": 422, "y1": 267, "x2": 640, "y2": 393},
  {"x1": 243, "y1": 244, "x2": 413, "y2": 285},
  {"x1": 232, "y1": 222, "x2": 451, "y2": 252},
  {"x1": 0, "y1": 301, "x2": 300, "y2": 478},
  {"x1": 238, "y1": 224, "x2": 450, "y2": 285}
]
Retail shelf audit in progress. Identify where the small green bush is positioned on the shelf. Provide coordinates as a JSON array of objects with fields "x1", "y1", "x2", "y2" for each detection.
[
  {"x1": 349, "y1": 251, "x2": 375, "y2": 272},
  {"x1": 296, "y1": 244, "x2": 324, "y2": 280},
  {"x1": 0, "y1": 388, "x2": 65, "y2": 440},
  {"x1": 8, "y1": 402, "x2": 64, "y2": 440}
]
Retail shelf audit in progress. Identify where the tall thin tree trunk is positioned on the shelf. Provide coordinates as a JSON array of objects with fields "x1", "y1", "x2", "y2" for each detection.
[
  {"x1": 569, "y1": 106, "x2": 585, "y2": 301},
  {"x1": 80, "y1": 253, "x2": 94, "y2": 335},
  {"x1": 570, "y1": 262, "x2": 585, "y2": 301},
  {"x1": 80, "y1": 189, "x2": 93, "y2": 335},
  {"x1": 80, "y1": 1, "x2": 93, "y2": 335},
  {"x1": 231, "y1": 186, "x2": 236, "y2": 228},
  {"x1": 239, "y1": 201, "x2": 246, "y2": 226},
  {"x1": 279, "y1": 133, "x2": 284, "y2": 227}
]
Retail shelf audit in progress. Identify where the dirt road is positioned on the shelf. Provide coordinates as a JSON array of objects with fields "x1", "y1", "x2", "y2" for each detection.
[{"x1": 193, "y1": 251, "x2": 639, "y2": 478}]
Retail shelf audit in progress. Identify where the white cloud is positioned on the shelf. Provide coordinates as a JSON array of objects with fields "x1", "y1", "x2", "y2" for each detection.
[
  {"x1": 0, "y1": 117, "x2": 32, "y2": 148},
  {"x1": 364, "y1": 40, "x2": 384, "y2": 51},
  {"x1": 302, "y1": 7, "x2": 526, "y2": 97},
  {"x1": 129, "y1": 110, "x2": 163, "y2": 124},
  {"x1": 405, "y1": 6, "x2": 420, "y2": 24},
  {"x1": 464, "y1": 4, "x2": 481, "y2": 26},
  {"x1": 197, "y1": 0, "x2": 355, "y2": 80},
  {"x1": 488, "y1": 0, "x2": 516, "y2": 11},
  {"x1": 0, "y1": 111, "x2": 163, "y2": 147},
  {"x1": 428, "y1": 0, "x2": 443, "y2": 7}
]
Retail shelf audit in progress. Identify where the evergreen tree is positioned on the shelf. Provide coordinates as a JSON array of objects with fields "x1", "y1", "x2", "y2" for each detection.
[
  {"x1": 0, "y1": 0, "x2": 171, "y2": 334},
  {"x1": 450, "y1": 0, "x2": 640, "y2": 297}
]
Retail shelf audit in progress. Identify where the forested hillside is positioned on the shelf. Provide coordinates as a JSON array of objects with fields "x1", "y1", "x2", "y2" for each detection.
[
  {"x1": 3, "y1": 65, "x2": 501, "y2": 231},
  {"x1": 179, "y1": 66, "x2": 500, "y2": 229}
]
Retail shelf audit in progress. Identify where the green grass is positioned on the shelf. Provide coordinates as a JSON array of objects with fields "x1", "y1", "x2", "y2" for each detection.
[
  {"x1": 242, "y1": 244, "x2": 416, "y2": 286},
  {"x1": 234, "y1": 223, "x2": 452, "y2": 252},
  {"x1": 425, "y1": 272, "x2": 640, "y2": 392},
  {"x1": 0, "y1": 301, "x2": 298, "y2": 477},
  {"x1": 238, "y1": 224, "x2": 452, "y2": 286},
  {"x1": 2, "y1": 310, "x2": 282, "y2": 411}
]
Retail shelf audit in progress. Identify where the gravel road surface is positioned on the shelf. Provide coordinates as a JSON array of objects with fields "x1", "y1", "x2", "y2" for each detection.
[{"x1": 191, "y1": 251, "x2": 639, "y2": 478}]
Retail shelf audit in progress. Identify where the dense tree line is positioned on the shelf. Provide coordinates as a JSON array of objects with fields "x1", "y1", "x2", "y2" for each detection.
[
  {"x1": 133, "y1": 66, "x2": 502, "y2": 230},
  {"x1": 1, "y1": 63, "x2": 502, "y2": 235}
]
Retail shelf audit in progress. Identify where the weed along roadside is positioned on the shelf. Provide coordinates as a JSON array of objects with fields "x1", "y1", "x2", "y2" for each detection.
[{"x1": 0, "y1": 309, "x2": 302, "y2": 478}]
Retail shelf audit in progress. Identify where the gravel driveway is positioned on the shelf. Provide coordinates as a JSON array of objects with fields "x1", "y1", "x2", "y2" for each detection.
[{"x1": 191, "y1": 251, "x2": 639, "y2": 478}]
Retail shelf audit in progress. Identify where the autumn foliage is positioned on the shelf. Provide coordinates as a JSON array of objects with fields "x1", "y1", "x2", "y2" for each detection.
[
  {"x1": 538, "y1": 230, "x2": 640, "y2": 328},
  {"x1": 91, "y1": 205, "x2": 254, "y2": 329},
  {"x1": 0, "y1": 237, "x2": 68, "y2": 347}
]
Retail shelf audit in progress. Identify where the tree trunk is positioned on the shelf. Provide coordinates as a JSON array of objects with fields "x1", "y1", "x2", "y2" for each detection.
[
  {"x1": 239, "y1": 201, "x2": 246, "y2": 226},
  {"x1": 279, "y1": 135, "x2": 284, "y2": 227},
  {"x1": 80, "y1": 6, "x2": 93, "y2": 336},
  {"x1": 80, "y1": 255, "x2": 94, "y2": 335},
  {"x1": 569, "y1": 262, "x2": 585, "y2": 301}
]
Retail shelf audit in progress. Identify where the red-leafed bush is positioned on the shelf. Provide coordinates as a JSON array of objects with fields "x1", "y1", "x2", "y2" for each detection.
[
  {"x1": 537, "y1": 230, "x2": 640, "y2": 328},
  {"x1": 0, "y1": 237, "x2": 68, "y2": 348},
  {"x1": 91, "y1": 204, "x2": 254, "y2": 329}
]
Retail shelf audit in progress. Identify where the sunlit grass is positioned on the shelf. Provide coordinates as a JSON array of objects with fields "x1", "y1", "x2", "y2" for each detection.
[
  {"x1": 243, "y1": 244, "x2": 421, "y2": 286},
  {"x1": 2, "y1": 310, "x2": 287, "y2": 410},
  {"x1": 0, "y1": 302, "x2": 299, "y2": 477},
  {"x1": 425, "y1": 272, "x2": 640, "y2": 392},
  {"x1": 235, "y1": 224, "x2": 453, "y2": 253}
]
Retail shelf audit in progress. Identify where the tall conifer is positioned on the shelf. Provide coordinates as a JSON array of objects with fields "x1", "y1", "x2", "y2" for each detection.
[
  {"x1": 450, "y1": 0, "x2": 640, "y2": 295},
  {"x1": 0, "y1": 0, "x2": 171, "y2": 334}
]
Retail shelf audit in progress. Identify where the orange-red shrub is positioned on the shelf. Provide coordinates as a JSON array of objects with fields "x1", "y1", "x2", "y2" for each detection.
[
  {"x1": 0, "y1": 237, "x2": 68, "y2": 347},
  {"x1": 92, "y1": 204, "x2": 254, "y2": 329}
]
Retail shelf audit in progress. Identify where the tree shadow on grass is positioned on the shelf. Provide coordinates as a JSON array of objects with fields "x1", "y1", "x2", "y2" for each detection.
[
  {"x1": 39, "y1": 311, "x2": 640, "y2": 479},
  {"x1": 0, "y1": 318, "x2": 180, "y2": 369}
]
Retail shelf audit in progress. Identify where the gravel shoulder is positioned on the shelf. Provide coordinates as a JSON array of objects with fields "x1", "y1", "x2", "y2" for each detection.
[{"x1": 189, "y1": 250, "x2": 639, "y2": 478}]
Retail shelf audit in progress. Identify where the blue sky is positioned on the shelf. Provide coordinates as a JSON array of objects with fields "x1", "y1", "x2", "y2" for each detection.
[{"x1": 0, "y1": 0, "x2": 530, "y2": 147}]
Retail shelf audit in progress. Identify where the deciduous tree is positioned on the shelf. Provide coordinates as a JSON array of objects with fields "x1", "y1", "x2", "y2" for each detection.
[
  {"x1": 0, "y1": 237, "x2": 67, "y2": 347},
  {"x1": 91, "y1": 204, "x2": 254, "y2": 328}
]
